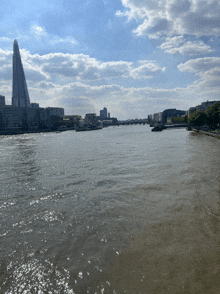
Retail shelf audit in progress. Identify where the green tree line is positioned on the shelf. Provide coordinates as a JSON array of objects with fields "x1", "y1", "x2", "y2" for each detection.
[
  {"x1": 172, "y1": 115, "x2": 188, "y2": 123},
  {"x1": 188, "y1": 102, "x2": 220, "y2": 129}
]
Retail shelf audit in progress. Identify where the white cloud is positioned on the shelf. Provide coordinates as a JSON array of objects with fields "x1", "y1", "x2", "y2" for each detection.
[
  {"x1": 1, "y1": 47, "x2": 219, "y2": 119},
  {"x1": 130, "y1": 61, "x2": 166, "y2": 79},
  {"x1": 0, "y1": 37, "x2": 12, "y2": 42},
  {"x1": 118, "y1": 0, "x2": 220, "y2": 38},
  {"x1": 22, "y1": 51, "x2": 165, "y2": 81},
  {"x1": 159, "y1": 37, "x2": 214, "y2": 55},
  {"x1": 0, "y1": 48, "x2": 165, "y2": 95},
  {"x1": 178, "y1": 57, "x2": 220, "y2": 90},
  {"x1": 31, "y1": 25, "x2": 47, "y2": 36},
  {"x1": 30, "y1": 24, "x2": 77, "y2": 44},
  {"x1": 160, "y1": 36, "x2": 185, "y2": 50},
  {"x1": 177, "y1": 57, "x2": 220, "y2": 74}
]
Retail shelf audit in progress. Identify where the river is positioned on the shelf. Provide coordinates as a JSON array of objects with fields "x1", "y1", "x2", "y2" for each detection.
[{"x1": 1, "y1": 125, "x2": 220, "y2": 293}]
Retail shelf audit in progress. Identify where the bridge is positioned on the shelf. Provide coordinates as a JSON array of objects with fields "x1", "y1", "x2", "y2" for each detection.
[{"x1": 117, "y1": 119, "x2": 148, "y2": 126}]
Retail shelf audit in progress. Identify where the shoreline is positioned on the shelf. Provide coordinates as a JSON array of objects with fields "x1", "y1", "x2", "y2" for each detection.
[
  {"x1": 0, "y1": 128, "x2": 69, "y2": 136},
  {"x1": 192, "y1": 129, "x2": 220, "y2": 139}
]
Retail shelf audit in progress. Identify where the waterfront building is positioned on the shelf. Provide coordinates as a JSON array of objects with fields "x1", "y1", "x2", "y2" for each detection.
[
  {"x1": 200, "y1": 100, "x2": 218, "y2": 111},
  {"x1": 0, "y1": 106, "x2": 24, "y2": 131},
  {"x1": 12, "y1": 40, "x2": 31, "y2": 107},
  {"x1": 187, "y1": 107, "x2": 197, "y2": 116},
  {"x1": 0, "y1": 105, "x2": 64, "y2": 134},
  {"x1": 46, "y1": 107, "x2": 64, "y2": 118},
  {"x1": 196, "y1": 105, "x2": 203, "y2": 112},
  {"x1": 152, "y1": 113, "x2": 159, "y2": 122},
  {"x1": 150, "y1": 109, "x2": 186, "y2": 123},
  {"x1": 63, "y1": 115, "x2": 82, "y2": 122},
  {"x1": 187, "y1": 101, "x2": 218, "y2": 116},
  {"x1": 0, "y1": 95, "x2": 5, "y2": 106},
  {"x1": 85, "y1": 113, "x2": 97, "y2": 123},
  {"x1": 31, "y1": 103, "x2": 39, "y2": 108},
  {"x1": 162, "y1": 109, "x2": 186, "y2": 123},
  {"x1": 38, "y1": 108, "x2": 48, "y2": 129},
  {"x1": 0, "y1": 106, "x2": 48, "y2": 132},
  {"x1": 102, "y1": 119, "x2": 113, "y2": 126},
  {"x1": 158, "y1": 112, "x2": 163, "y2": 122}
]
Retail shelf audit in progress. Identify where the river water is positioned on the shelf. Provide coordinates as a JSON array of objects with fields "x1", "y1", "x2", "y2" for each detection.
[{"x1": 0, "y1": 125, "x2": 220, "y2": 294}]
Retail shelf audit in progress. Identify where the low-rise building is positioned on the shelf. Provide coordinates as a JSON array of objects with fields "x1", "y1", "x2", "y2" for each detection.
[
  {"x1": 0, "y1": 105, "x2": 61, "y2": 132},
  {"x1": 158, "y1": 112, "x2": 163, "y2": 122},
  {"x1": 187, "y1": 107, "x2": 196, "y2": 116},
  {"x1": 201, "y1": 100, "x2": 218, "y2": 111},
  {"x1": 196, "y1": 105, "x2": 203, "y2": 112},
  {"x1": 0, "y1": 106, "x2": 24, "y2": 131},
  {"x1": 46, "y1": 107, "x2": 64, "y2": 118},
  {"x1": 162, "y1": 109, "x2": 186, "y2": 123},
  {"x1": 63, "y1": 115, "x2": 81, "y2": 122},
  {"x1": 152, "y1": 113, "x2": 159, "y2": 122},
  {"x1": 85, "y1": 113, "x2": 97, "y2": 124},
  {"x1": 31, "y1": 103, "x2": 39, "y2": 108}
]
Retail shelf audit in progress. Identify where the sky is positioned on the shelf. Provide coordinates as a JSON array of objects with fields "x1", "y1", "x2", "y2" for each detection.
[{"x1": 0, "y1": 0, "x2": 220, "y2": 119}]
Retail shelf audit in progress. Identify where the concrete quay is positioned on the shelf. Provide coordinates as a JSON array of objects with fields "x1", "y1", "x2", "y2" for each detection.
[
  {"x1": 151, "y1": 123, "x2": 189, "y2": 131},
  {"x1": 164, "y1": 124, "x2": 189, "y2": 128},
  {"x1": 192, "y1": 129, "x2": 220, "y2": 139}
]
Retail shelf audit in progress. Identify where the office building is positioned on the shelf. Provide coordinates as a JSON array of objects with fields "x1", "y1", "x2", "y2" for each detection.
[
  {"x1": 46, "y1": 107, "x2": 64, "y2": 118},
  {"x1": 162, "y1": 109, "x2": 186, "y2": 123},
  {"x1": 12, "y1": 40, "x2": 31, "y2": 107},
  {"x1": 100, "y1": 107, "x2": 108, "y2": 118}
]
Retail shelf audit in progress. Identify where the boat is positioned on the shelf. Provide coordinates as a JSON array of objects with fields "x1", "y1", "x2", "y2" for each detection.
[
  {"x1": 75, "y1": 122, "x2": 103, "y2": 132},
  {"x1": 151, "y1": 125, "x2": 166, "y2": 132},
  {"x1": 75, "y1": 113, "x2": 103, "y2": 132}
]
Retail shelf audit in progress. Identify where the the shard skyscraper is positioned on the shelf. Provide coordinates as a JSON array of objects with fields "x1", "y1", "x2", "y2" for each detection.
[{"x1": 12, "y1": 39, "x2": 31, "y2": 107}]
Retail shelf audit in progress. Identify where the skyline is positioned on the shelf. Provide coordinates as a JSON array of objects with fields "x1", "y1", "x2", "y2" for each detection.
[{"x1": 0, "y1": 0, "x2": 220, "y2": 119}]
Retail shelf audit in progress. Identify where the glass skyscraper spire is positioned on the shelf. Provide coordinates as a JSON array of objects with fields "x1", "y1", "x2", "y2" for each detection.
[{"x1": 12, "y1": 39, "x2": 31, "y2": 107}]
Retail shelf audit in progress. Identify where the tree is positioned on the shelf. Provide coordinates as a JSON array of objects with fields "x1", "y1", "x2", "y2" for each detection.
[
  {"x1": 188, "y1": 111, "x2": 207, "y2": 127},
  {"x1": 172, "y1": 115, "x2": 188, "y2": 123},
  {"x1": 206, "y1": 102, "x2": 220, "y2": 129},
  {"x1": 187, "y1": 102, "x2": 220, "y2": 129}
]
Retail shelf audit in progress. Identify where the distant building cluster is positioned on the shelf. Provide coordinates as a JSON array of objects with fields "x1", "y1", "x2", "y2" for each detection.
[
  {"x1": 99, "y1": 107, "x2": 110, "y2": 119},
  {"x1": 0, "y1": 40, "x2": 64, "y2": 134},
  {"x1": 0, "y1": 98, "x2": 64, "y2": 133},
  {"x1": 96, "y1": 107, "x2": 117, "y2": 125},
  {"x1": 148, "y1": 109, "x2": 186, "y2": 124},
  {"x1": 187, "y1": 101, "x2": 218, "y2": 116},
  {"x1": 149, "y1": 100, "x2": 219, "y2": 124}
]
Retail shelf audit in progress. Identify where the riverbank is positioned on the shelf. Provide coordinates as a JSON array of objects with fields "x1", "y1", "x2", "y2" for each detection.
[
  {"x1": 0, "y1": 126, "x2": 76, "y2": 136},
  {"x1": 192, "y1": 128, "x2": 220, "y2": 139},
  {"x1": 0, "y1": 129, "x2": 55, "y2": 136},
  {"x1": 151, "y1": 123, "x2": 189, "y2": 132}
]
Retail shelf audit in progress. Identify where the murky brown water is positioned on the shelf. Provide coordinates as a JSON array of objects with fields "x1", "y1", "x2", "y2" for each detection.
[{"x1": 1, "y1": 126, "x2": 220, "y2": 293}]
